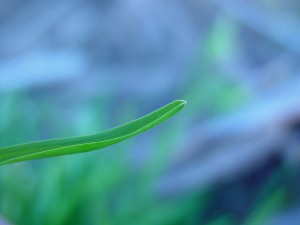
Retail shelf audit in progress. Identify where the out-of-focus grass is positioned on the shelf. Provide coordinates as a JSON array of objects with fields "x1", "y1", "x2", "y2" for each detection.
[
  {"x1": 0, "y1": 93, "x2": 194, "y2": 225},
  {"x1": 0, "y1": 85, "x2": 289, "y2": 225},
  {"x1": 244, "y1": 167, "x2": 290, "y2": 225},
  {"x1": 182, "y1": 15, "x2": 247, "y2": 120},
  {"x1": 0, "y1": 13, "x2": 293, "y2": 225}
]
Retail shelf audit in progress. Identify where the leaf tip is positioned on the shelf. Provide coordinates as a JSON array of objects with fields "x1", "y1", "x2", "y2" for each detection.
[{"x1": 175, "y1": 99, "x2": 187, "y2": 106}]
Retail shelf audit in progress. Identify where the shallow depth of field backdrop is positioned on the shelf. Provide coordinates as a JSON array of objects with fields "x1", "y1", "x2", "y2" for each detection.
[{"x1": 1, "y1": 0, "x2": 300, "y2": 225}]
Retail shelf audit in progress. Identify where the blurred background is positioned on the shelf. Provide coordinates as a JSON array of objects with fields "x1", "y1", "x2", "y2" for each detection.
[{"x1": 1, "y1": 0, "x2": 300, "y2": 224}]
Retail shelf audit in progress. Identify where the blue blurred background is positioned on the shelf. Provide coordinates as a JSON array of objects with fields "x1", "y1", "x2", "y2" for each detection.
[{"x1": 1, "y1": 0, "x2": 300, "y2": 224}]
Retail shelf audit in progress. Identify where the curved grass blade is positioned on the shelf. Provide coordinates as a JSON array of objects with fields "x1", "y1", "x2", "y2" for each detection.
[{"x1": 0, "y1": 100, "x2": 186, "y2": 165}]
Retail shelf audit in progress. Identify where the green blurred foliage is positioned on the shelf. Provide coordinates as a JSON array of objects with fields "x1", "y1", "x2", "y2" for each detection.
[{"x1": 0, "y1": 6, "x2": 293, "y2": 225}]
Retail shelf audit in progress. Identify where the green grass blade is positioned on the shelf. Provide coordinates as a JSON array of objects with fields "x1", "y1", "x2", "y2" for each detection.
[{"x1": 0, "y1": 100, "x2": 186, "y2": 165}]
